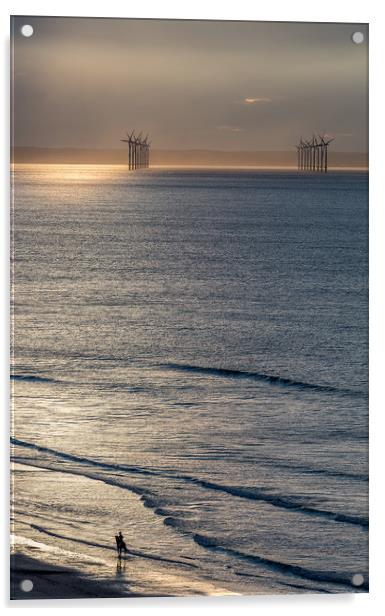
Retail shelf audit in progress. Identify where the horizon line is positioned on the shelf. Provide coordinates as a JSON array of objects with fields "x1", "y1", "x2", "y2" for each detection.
[{"x1": 11, "y1": 163, "x2": 369, "y2": 172}]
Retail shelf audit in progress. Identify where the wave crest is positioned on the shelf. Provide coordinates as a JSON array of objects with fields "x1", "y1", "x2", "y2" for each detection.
[
  {"x1": 161, "y1": 363, "x2": 363, "y2": 396},
  {"x1": 192, "y1": 534, "x2": 368, "y2": 590}
]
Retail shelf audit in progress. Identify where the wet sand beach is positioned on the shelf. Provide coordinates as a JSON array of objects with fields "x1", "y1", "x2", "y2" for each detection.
[{"x1": 10, "y1": 552, "x2": 139, "y2": 600}]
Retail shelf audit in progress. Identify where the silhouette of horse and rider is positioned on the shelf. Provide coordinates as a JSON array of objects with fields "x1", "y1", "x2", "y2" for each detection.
[{"x1": 115, "y1": 531, "x2": 129, "y2": 558}]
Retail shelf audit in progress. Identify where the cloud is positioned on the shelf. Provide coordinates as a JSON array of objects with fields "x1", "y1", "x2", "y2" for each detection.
[{"x1": 243, "y1": 97, "x2": 272, "y2": 104}]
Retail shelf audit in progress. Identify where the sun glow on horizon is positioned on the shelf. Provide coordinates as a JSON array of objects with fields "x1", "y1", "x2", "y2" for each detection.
[{"x1": 243, "y1": 97, "x2": 272, "y2": 104}]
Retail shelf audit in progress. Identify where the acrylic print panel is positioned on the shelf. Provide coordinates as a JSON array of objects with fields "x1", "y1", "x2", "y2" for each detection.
[{"x1": 10, "y1": 16, "x2": 368, "y2": 600}]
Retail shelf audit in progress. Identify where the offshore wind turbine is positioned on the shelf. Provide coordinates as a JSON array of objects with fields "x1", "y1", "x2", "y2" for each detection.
[
  {"x1": 298, "y1": 139, "x2": 304, "y2": 171},
  {"x1": 297, "y1": 138, "x2": 304, "y2": 171},
  {"x1": 296, "y1": 133, "x2": 334, "y2": 173},
  {"x1": 311, "y1": 133, "x2": 317, "y2": 171},
  {"x1": 323, "y1": 135, "x2": 334, "y2": 173},
  {"x1": 304, "y1": 139, "x2": 312, "y2": 171},
  {"x1": 143, "y1": 135, "x2": 148, "y2": 168},
  {"x1": 121, "y1": 130, "x2": 151, "y2": 170},
  {"x1": 318, "y1": 133, "x2": 334, "y2": 172},
  {"x1": 135, "y1": 132, "x2": 143, "y2": 169},
  {"x1": 128, "y1": 130, "x2": 135, "y2": 170},
  {"x1": 147, "y1": 138, "x2": 152, "y2": 168},
  {"x1": 120, "y1": 130, "x2": 135, "y2": 170}
]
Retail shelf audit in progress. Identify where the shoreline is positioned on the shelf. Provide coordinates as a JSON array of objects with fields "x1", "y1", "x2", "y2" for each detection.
[{"x1": 11, "y1": 461, "x2": 240, "y2": 599}]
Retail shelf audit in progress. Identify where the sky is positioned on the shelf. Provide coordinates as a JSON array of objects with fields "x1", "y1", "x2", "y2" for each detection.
[{"x1": 11, "y1": 17, "x2": 368, "y2": 152}]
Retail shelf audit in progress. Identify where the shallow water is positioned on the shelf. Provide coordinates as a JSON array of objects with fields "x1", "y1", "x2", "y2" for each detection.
[{"x1": 11, "y1": 165, "x2": 368, "y2": 595}]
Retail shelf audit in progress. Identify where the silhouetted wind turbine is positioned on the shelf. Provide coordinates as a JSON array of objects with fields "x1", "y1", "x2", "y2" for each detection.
[
  {"x1": 121, "y1": 130, "x2": 151, "y2": 170},
  {"x1": 142, "y1": 134, "x2": 150, "y2": 168},
  {"x1": 318, "y1": 133, "x2": 334, "y2": 172},
  {"x1": 121, "y1": 130, "x2": 135, "y2": 169}
]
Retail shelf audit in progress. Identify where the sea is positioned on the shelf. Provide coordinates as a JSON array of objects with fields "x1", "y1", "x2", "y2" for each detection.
[{"x1": 10, "y1": 164, "x2": 368, "y2": 597}]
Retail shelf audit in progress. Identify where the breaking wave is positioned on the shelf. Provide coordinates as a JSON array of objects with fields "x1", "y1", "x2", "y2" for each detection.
[
  {"x1": 11, "y1": 438, "x2": 368, "y2": 529},
  {"x1": 161, "y1": 363, "x2": 363, "y2": 397},
  {"x1": 192, "y1": 534, "x2": 368, "y2": 590},
  {"x1": 11, "y1": 374, "x2": 58, "y2": 384}
]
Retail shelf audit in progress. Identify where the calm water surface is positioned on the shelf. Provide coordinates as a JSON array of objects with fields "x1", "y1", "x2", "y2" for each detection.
[{"x1": 11, "y1": 165, "x2": 368, "y2": 596}]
